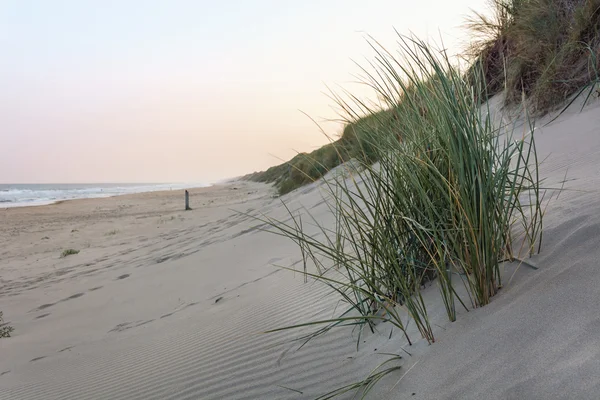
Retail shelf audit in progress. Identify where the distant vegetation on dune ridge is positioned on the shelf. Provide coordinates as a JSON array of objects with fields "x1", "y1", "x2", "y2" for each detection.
[
  {"x1": 242, "y1": 110, "x2": 394, "y2": 195},
  {"x1": 467, "y1": 0, "x2": 600, "y2": 111},
  {"x1": 245, "y1": 0, "x2": 600, "y2": 195}
]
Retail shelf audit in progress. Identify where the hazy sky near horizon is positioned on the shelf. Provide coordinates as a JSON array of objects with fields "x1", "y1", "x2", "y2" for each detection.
[{"x1": 1, "y1": 0, "x2": 487, "y2": 183}]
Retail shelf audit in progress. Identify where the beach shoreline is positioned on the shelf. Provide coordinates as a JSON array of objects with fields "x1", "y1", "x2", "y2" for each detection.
[
  {"x1": 0, "y1": 183, "x2": 213, "y2": 209},
  {"x1": 0, "y1": 181, "x2": 266, "y2": 263}
]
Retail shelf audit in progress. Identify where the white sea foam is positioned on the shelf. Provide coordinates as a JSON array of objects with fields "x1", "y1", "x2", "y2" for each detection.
[{"x1": 0, "y1": 183, "x2": 210, "y2": 208}]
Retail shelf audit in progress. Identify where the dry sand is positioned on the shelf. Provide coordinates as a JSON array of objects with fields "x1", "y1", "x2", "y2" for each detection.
[
  {"x1": 1, "y1": 99, "x2": 600, "y2": 399},
  {"x1": 0, "y1": 181, "x2": 363, "y2": 399}
]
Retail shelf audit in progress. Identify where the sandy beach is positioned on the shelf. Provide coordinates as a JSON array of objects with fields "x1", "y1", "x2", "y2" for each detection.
[
  {"x1": 2, "y1": 100, "x2": 600, "y2": 399},
  {"x1": 4, "y1": 0, "x2": 600, "y2": 398},
  {"x1": 0, "y1": 180, "x2": 370, "y2": 399}
]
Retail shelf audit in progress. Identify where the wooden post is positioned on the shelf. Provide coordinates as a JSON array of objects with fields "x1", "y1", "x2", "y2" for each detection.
[{"x1": 185, "y1": 190, "x2": 191, "y2": 210}]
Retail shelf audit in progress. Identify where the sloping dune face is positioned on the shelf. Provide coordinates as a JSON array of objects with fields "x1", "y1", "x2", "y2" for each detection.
[
  {"x1": 1, "y1": 101, "x2": 600, "y2": 400},
  {"x1": 384, "y1": 101, "x2": 600, "y2": 400}
]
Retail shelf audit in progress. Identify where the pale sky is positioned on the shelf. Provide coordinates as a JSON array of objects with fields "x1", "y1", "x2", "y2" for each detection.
[{"x1": 1, "y1": 0, "x2": 487, "y2": 184}]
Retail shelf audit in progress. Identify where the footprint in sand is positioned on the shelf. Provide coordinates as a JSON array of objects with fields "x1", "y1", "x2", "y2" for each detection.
[
  {"x1": 62, "y1": 293, "x2": 84, "y2": 301},
  {"x1": 182, "y1": 301, "x2": 199, "y2": 310},
  {"x1": 31, "y1": 293, "x2": 84, "y2": 313},
  {"x1": 109, "y1": 319, "x2": 154, "y2": 333},
  {"x1": 34, "y1": 303, "x2": 56, "y2": 312}
]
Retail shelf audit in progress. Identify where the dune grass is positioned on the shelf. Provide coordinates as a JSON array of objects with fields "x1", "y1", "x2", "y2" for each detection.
[
  {"x1": 61, "y1": 248, "x2": 80, "y2": 258},
  {"x1": 243, "y1": 139, "x2": 359, "y2": 195},
  {"x1": 242, "y1": 114, "x2": 391, "y2": 195},
  {"x1": 259, "y1": 35, "x2": 544, "y2": 397},
  {"x1": 466, "y1": 0, "x2": 600, "y2": 113},
  {"x1": 247, "y1": 0, "x2": 599, "y2": 195},
  {"x1": 0, "y1": 311, "x2": 14, "y2": 338},
  {"x1": 247, "y1": 1, "x2": 599, "y2": 395}
]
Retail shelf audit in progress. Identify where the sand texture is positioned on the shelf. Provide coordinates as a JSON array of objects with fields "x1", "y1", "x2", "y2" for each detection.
[{"x1": 2, "y1": 100, "x2": 600, "y2": 399}]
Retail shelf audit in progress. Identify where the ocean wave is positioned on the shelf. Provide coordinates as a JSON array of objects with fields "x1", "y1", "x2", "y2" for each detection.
[{"x1": 0, "y1": 183, "x2": 210, "y2": 208}]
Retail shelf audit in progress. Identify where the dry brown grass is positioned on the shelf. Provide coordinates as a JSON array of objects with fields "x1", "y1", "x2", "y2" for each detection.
[{"x1": 467, "y1": 0, "x2": 600, "y2": 113}]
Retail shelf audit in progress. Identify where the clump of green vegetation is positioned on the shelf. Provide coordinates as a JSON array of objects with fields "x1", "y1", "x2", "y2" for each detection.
[
  {"x1": 243, "y1": 134, "x2": 380, "y2": 195},
  {"x1": 243, "y1": 111, "x2": 391, "y2": 195},
  {"x1": 61, "y1": 249, "x2": 80, "y2": 258},
  {"x1": 260, "y1": 35, "x2": 544, "y2": 398},
  {"x1": 244, "y1": 143, "x2": 343, "y2": 195},
  {"x1": 467, "y1": 0, "x2": 600, "y2": 113},
  {"x1": 246, "y1": 2, "x2": 599, "y2": 397},
  {"x1": 105, "y1": 229, "x2": 119, "y2": 236},
  {"x1": 247, "y1": 0, "x2": 599, "y2": 196},
  {"x1": 0, "y1": 311, "x2": 15, "y2": 338}
]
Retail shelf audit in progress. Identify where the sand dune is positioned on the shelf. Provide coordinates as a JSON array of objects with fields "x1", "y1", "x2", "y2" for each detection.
[
  {"x1": 377, "y1": 101, "x2": 600, "y2": 399},
  {"x1": 2, "y1": 100, "x2": 600, "y2": 399}
]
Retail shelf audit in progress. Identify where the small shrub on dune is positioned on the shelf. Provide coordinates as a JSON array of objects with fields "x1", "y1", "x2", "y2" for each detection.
[
  {"x1": 0, "y1": 312, "x2": 14, "y2": 338},
  {"x1": 61, "y1": 249, "x2": 79, "y2": 258}
]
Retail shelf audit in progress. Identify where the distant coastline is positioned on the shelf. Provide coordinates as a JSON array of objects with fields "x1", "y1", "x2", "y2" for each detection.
[{"x1": 0, "y1": 183, "x2": 211, "y2": 208}]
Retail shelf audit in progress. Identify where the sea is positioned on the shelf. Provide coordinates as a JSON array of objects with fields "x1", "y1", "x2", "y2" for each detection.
[{"x1": 0, "y1": 183, "x2": 210, "y2": 208}]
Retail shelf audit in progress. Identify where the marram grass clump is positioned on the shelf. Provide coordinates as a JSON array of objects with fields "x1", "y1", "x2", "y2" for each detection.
[
  {"x1": 260, "y1": 35, "x2": 544, "y2": 398},
  {"x1": 466, "y1": 0, "x2": 600, "y2": 114},
  {"x1": 61, "y1": 248, "x2": 80, "y2": 258},
  {"x1": 248, "y1": 0, "x2": 600, "y2": 192},
  {"x1": 0, "y1": 311, "x2": 15, "y2": 338}
]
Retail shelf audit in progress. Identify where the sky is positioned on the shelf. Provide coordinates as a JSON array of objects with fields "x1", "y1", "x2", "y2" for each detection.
[{"x1": 0, "y1": 0, "x2": 488, "y2": 184}]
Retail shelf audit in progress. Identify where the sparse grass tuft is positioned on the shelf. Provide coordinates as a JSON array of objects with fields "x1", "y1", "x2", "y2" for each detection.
[
  {"x1": 105, "y1": 230, "x2": 119, "y2": 236},
  {"x1": 61, "y1": 249, "x2": 80, "y2": 258},
  {"x1": 0, "y1": 311, "x2": 15, "y2": 338}
]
